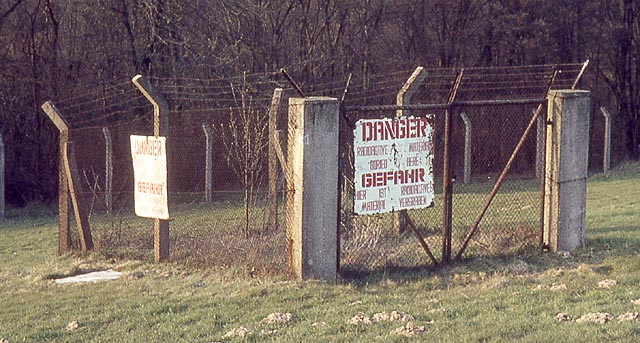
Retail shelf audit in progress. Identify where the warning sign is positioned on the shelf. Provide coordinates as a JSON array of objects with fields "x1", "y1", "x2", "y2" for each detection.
[
  {"x1": 353, "y1": 116, "x2": 434, "y2": 215},
  {"x1": 130, "y1": 135, "x2": 169, "y2": 219}
]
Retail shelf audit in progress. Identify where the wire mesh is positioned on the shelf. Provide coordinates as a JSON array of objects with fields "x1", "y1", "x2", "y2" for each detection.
[
  {"x1": 339, "y1": 62, "x2": 586, "y2": 273},
  {"x1": 59, "y1": 73, "x2": 295, "y2": 276},
  {"x1": 49, "y1": 61, "x2": 587, "y2": 276}
]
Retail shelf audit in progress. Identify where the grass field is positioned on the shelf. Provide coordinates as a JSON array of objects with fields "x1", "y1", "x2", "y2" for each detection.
[{"x1": 1, "y1": 163, "x2": 639, "y2": 342}]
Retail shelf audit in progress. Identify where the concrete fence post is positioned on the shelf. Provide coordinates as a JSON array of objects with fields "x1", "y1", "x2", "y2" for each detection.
[
  {"x1": 102, "y1": 127, "x2": 113, "y2": 213},
  {"x1": 286, "y1": 97, "x2": 340, "y2": 282},
  {"x1": 600, "y1": 107, "x2": 612, "y2": 174},
  {"x1": 132, "y1": 75, "x2": 170, "y2": 262},
  {"x1": 202, "y1": 123, "x2": 213, "y2": 202},
  {"x1": 460, "y1": 112, "x2": 472, "y2": 184},
  {"x1": 0, "y1": 134, "x2": 4, "y2": 220},
  {"x1": 543, "y1": 90, "x2": 590, "y2": 252}
]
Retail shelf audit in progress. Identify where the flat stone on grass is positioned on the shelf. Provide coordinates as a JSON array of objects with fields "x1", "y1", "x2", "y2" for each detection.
[{"x1": 54, "y1": 270, "x2": 122, "y2": 284}]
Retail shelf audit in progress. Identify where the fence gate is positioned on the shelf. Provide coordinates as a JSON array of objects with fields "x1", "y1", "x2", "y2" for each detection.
[{"x1": 338, "y1": 62, "x2": 589, "y2": 274}]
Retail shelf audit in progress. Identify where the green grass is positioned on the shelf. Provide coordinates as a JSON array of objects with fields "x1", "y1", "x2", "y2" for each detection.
[{"x1": 1, "y1": 163, "x2": 640, "y2": 342}]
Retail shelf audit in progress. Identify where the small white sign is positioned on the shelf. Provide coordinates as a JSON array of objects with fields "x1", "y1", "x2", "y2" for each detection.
[
  {"x1": 130, "y1": 135, "x2": 169, "y2": 219},
  {"x1": 353, "y1": 116, "x2": 434, "y2": 215}
]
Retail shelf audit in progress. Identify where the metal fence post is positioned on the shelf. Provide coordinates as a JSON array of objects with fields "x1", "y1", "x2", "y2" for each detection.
[
  {"x1": 62, "y1": 141, "x2": 95, "y2": 252},
  {"x1": 600, "y1": 107, "x2": 612, "y2": 174},
  {"x1": 41, "y1": 101, "x2": 94, "y2": 253},
  {"x1": 442, "y1": 71, "x2": 464, "y2": 263},
  {"x1": 102, "y1": 127, "x2": 113, "y2": 213},
  {"x1": 41, "y1": 101, "x2": 71, "y2": 254},
  {"x1": 132, "y1": 75, "x2": 171, "y2": 262},
  {"x1": 393, "y1": 67, "x2": 427, "y2": 234},
  {"x1": 0, "y1": 134, "x2": 4, "y2": 220},
  {"x1": 268, "y1": 88, "x2": 283, "y2": 231},
  {"x1": 536, "y1": 115, "x2": 544, "y2": 179},
  {"x1": 460, "y1": 112, "x2": 472, "y2": 184},
  {"x1": 202, "y1": 123, "x2": 213, "y2": 202}
]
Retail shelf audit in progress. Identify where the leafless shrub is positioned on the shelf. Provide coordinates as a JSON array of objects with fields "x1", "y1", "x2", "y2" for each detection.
[{"x1": 217, "y1": 74, "x2": 269, "y2": 238}]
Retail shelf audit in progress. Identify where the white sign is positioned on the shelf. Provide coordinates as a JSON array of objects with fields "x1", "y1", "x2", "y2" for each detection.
[
  {"x1": 353, "y1": 116, "x2": 434, "y2": 215},
  {"x1": 130, "y1": 135, "x2": 169, "y2": 219}
]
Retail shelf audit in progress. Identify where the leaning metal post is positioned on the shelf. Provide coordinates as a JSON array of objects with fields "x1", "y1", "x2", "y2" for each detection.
[
  {"x1": 41, "y1": 101, "x2": 71, "y2": 253},
  {"x1": 393, "y1": 67, "x2": 427, "y2": 235},
  {"x1": 267, "y1": 88, "x2": 284, "y2": 231},
  {"x1": 132, "y1": 75, "x2": 171, "y2": 262},
  {"x1": 442, "y1": 70, "x2": 464, "y2": 263},
  {"x1": 41, "y1": 101, "x2": 94, "y2": 253}
]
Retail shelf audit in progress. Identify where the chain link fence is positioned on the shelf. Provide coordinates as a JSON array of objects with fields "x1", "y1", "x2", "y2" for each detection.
[
  {"x1": 46, "y1": 62, "x2": 588, "y2": 276},
  {"x1": 54, "y1": 74, "x2": 296, "y2": 276},
  {"x1": 338, "y1": 63, "x2": 587, "y2": 273}
]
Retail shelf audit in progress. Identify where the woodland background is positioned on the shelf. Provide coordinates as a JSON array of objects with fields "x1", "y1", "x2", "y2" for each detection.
[{"x1": 0, "y1": 0, "x2": 638, "y2": 206}]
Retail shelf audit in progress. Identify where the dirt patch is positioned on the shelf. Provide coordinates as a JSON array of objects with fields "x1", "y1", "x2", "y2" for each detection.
[
  {"x1": 372, "y1": 311, "x2": 415, "y2": 323},
  {"x1": 391, "y1": 321, "x2": 426, "y2": 337},
  {"x1": 348, "y1": 311, "x2": 415, "y2": 325},
  {"x1": 259, "y1": 329, "x2": 279, "y2": 336},
  {"x1": 126, "y1": 271, "x2": 146, "y2": 280},
  {"x1": 576, "y1": 313, "x2": 613, "y2": 324},
  {"x1": 576, "y1": 264, "x2": 593, "y2": 273},
  {"x1": 550, "y1": 283, "x2": 568, "y2": 291},
  {"x1": 555, "y1": 313, "x2": 575, "y2": 322},
  {"x1": 534, "y1": 283, "x2": 567, "y2": 292},
  {"x1": 262, "y1": 312, "x2": 293, "y2": 325},
  {"x1": 632, "y1": 298, "x2": 640, "y2": 306},
  {"x1": 222, "y1": 327, "x2": 252, "y2": 338},
  {"x1": 597, "y1": 279, "x2": 617, "y2": 289},
  {"x1": 617, "y1": 313, "x2": 640, "y2": 322},
  {"x1": 311, "y1": 321, "x2": 327, "y2": 328},
  {"x1": 348, "y1": 313, "x2": 373, "y2": 325},
  {"x1": 66, "y1": 321, "x2": 79, "y2": 331}
]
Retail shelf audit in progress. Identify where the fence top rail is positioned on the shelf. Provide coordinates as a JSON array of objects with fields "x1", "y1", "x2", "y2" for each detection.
[{"x1": 344, "y1": 98, "x2": 546, "y2": 112}]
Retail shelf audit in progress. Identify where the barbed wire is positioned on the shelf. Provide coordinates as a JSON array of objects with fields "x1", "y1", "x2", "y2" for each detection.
[
  {"x1": 48, "y1": 62, "x2": 587, "y2": 132},
  {"x1": 55, "y1": 80, "x2": 135, "y2": 106}
]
